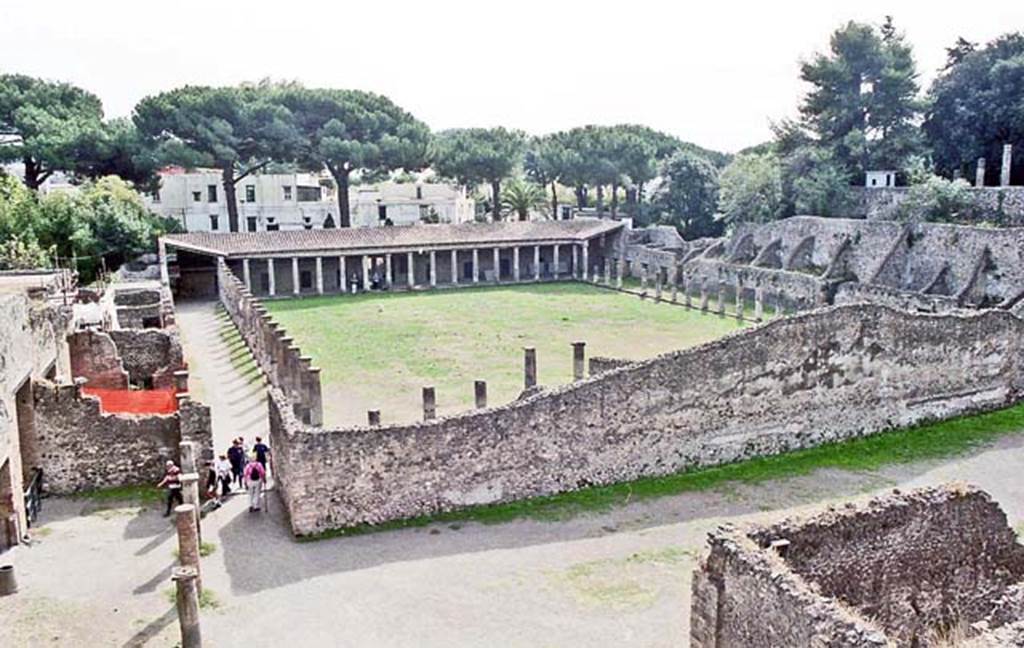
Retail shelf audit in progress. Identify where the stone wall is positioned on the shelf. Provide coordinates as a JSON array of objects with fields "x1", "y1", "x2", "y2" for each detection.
[
  {"x1": 30, "y1": 379, "x2": 211, "y2": 494},
  {"x1": 217, "y1": 258, "x2": 323, "y2": 426},
  {"x1": 857, "y1": 186, "x2": 1024, "y2": 225},
  {"x1": 109, "y1": 329, "x2": 184, "y2": 388},
  {"x1": 268, "y1": 304, "x2": 1024, "y2": 536},
  {"x1": 692, "y1": 484, "x2": 1024, "y2": 647},
  {"x1": 587, "y1": 356, "x2": 634, "y2": 376}
]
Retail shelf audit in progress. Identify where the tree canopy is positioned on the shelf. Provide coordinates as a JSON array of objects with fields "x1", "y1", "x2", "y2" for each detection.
[
  {"x1": 433, "y1": 127, "x2": 527, "y2": 220},
  {"x1": 718, "y1": 153, "x2": 783, "y2": 226},
  {"x1": 652, "y1": 151, "x2": 722, "y2": 238}
]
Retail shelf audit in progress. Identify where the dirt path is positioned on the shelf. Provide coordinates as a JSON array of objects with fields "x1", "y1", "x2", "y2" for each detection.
[{"x1": 4, "y1": 300, "x2": 1024, "y2": 647}]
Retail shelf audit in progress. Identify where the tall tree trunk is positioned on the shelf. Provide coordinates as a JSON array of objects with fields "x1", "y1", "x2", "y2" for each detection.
[
  {"x1": 575, "y1": 185, "x2": 587, "y2": 209},
  {"x1": 625, "y1": 187, "x2": 638, "y2": 216},
  {"x1": 611, "y1": 182, "x2": 619, "y2": 217},
  {"x1": 491, "y1": 180, "x2": 501, "y2": 221},
  {"x1": 596, "y1": 185, "x2": 605, "y2": 213},
  {"x1": 22, "y1": 156, "x2": 42, "y2": 191},
  {"x1": 221, "y1": 167, "x2": 239, "y2": 232},
  {"x1": 550, "y1": 182, "x2": 559, "y2": 219},
  {"x1": 331, "y1": 168, "x2": 351, "y2": 227}
]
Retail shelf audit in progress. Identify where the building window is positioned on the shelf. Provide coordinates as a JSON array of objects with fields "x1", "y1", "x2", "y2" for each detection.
[
  {"x1": 266, "y1": 222, "x2": 279, "y2": 232},
  {"x1": 378, "y1": 204, "x2": 387, "y2": 221},
  {"x1": 192, "y1": 191, "x2": 202, "y2": 202},
  {"x1": 282, "y1": 185, "x2": 293, "y2": 201},
  {"x1": 207, "y1": 185, "x2": 217, "y2": 202},
  {"x1": 416, "y1": 185, "x2": 423, "y2": 200},
  {"x1": 246, "y1": 217, "x2": 257, "y2": 232},
  {"x1": 245, "y1": 185, "x2": 256, "y2": 202},
  {"x1": 209, "y1": 215, "x2": 219, "y2": 231},
  {"x1": 297, "y1": 186, "x2": 321, "y2": 202}
]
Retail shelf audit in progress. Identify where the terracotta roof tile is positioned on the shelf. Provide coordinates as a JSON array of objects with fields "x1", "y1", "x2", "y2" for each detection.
[{"x1": 164, "y1": 219, "x2": 624, "y2": 258}]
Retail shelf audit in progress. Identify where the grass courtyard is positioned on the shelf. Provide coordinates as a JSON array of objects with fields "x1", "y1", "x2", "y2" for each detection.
[{"x1": 264, "y1": 282, "x2": 749, "y2": 426}]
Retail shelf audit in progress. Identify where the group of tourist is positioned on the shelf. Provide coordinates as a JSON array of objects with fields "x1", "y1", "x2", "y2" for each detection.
[{"x1": 157, "y1": 436, "x2": 272, "y2": 516}]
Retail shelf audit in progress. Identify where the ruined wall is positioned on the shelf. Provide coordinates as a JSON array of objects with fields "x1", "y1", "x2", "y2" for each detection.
[
  {"x1": 217, "y1": 258, "x2": 323, "y2": 426},
  {"x1": 68, "y1": 331, "x2": 129, "y2": 389},
  {"x1": 30, "y1": 380, "x2": 211, "y2": 493},
  {"x1": 109, "y1": 329, "x2": 184, "y2": 388},
  {"x1": 588, "y1": 356, "x2": 635, "y2": 376},
  {"x1": 858, "y1": 186, "x2": 1024, "y2": 225},
  {"x1": 269, "y1": 304, "x2": 1024, "y2": 536},
  {"x1": 693, "y1": 484, "x2": 1024, "y2": 647}
]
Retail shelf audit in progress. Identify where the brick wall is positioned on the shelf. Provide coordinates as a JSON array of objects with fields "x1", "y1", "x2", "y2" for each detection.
[{"x1": 268, "y1": 304, "x2": 1024, "y2": 536}]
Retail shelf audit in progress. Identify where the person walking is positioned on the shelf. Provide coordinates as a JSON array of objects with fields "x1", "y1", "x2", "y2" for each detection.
[
  {"x1": 227, "y1": 438, "x2": 245, "y2": 488},
  {"x1": 204, "y1": 460, "x2": 222, "y2": 507},
  {"x1": 157, "y1": 461, "x2": 183, "y2": 517},
  {"x1": 243, "y1": 455, "x2": 266, "y2": 512},
  {"x1": 252, "y1": 437, "x2": 271, "y2": 475},
  {"x1": 215, "y1": 453, "x2": 233, "y2": 497}
]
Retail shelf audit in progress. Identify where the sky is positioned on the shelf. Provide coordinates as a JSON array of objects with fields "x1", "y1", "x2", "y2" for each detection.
[{"x1": 2, "y1": 0, "x2": 1021, "y2": 153}]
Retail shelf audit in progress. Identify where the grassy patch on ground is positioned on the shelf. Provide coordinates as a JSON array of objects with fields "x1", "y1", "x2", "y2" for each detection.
[
  {"x1": 164, "y1": 587, "x2": 220, "y2": 610},
  {"x1": 299, "y1": 403, "x2": 1024, "y2": 541},
  {"x1": 172, "y1": 541, "x2": 216, "y2": 559},
  {"x1": 72, "y1": 484, "x2": 163, "y2": 507},
  {"x1": 265, "y1": 282, "x2": 747, "y2": 425}
]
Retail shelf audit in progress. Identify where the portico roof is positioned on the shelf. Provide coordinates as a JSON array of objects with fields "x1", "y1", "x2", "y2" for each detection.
[{"x1": 163, "y1": 219, "x2": 624, "y2": 258}]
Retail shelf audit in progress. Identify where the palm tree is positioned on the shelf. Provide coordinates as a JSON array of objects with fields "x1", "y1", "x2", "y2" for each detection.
[{"x1": 500, "y1": 178, "x2": 547, "y2": 221}]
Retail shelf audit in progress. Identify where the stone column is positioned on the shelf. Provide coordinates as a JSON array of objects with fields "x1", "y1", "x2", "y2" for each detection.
[
  {"x1": 242, "y1": 258, "x2": 251, "y2": 291},
  {"x1": 430, "y1": 250, "x2": 437, "y2": 287},
  {"x1": 581, "y1": 244, "x2": 589, "y2": 281},
  {"x1": 367, "y1": 410, "x2": 381, "y2": 426},
  {"x1": 179, "y1": 440, "x2": 197, "y2": 474},
  {"x1": 717, "y1": 283, "x2": 726, "y2": 316},
  {"x1": 473, "y1": 249, "x2": 480, "y2": 283},
  {"x1": 655, "y1": 269, "x2": 663, "y2": 301},
  {"x1": 572, "y1": 245, "x2": 579, "y2": 279},
  {"x1": 617, "y1": 258, "x2": 625, "y2": 289},
  {"x1": 699, "y1": 277, "x2": 709, "y2": 311},
  {"x1": 513, "y1": 247, "x2": 520, "y2": 281},
  {"x1": 604, "y1": 258, "x2": 611, "y2": 285},
  {"x1": 774, "y1": 292, "x2": 784, "y2": 318},
  {"x1": 451, "y1": 249, "x2": 458, "y2": 284},
  {"x1": 474, "y1": 380, "x2": 487, "y2": 408},
  {"x1": 572, "y1": 342, "x2": 586, "y2": 381},
  {"x1": 362, "y1": 256, "x2": 370, "y2": 291},
  {"x1": 422, "y1": 386, "x2": 436, "y2": 421},
  {"x1": 172, "y1": 566, "x2": 202, "y2": 648},
  {"x1": 754, "y1": 285, "x2": 764, "y2": 322},
  {"x1": 1002, "y1": 144, "x2": 1013, "y2": 187},
  {"x1": 670, "y1": 265, "x2": 679, "y2": 302},
  {"x1": 291, "y1": 257, "x2": 300, "y2": 296},
  {"x1": 493, "y1": 247, "x2": 500, "y2": 283},
  {"x1": 640, "y1": 264, "x2": 648, "y2": 292},
  {"x1": 339, "y1": 256, "x2": 347, "y2": 293},
  {"x1": 976, "y1": 158, "x2": 986, "y2": 187},
  {"x1": 523, "y1": 347, "x2": 537, "y2": 389},
  {"x1": 735, "y1": 281, "x2": 744, "y2": 319},
  {"x1": 407, "y1": 251, "x2": 415, "y2": 288},
  {"x1": 553, "y1": 244, "x2": 560, "y2": 279},
  {"x1": 158, "y1": 238, "x2": 170, "y2": 287},
  {"x1": 683, "y1": 274, "x2": 692, "y2": 308},
  {"x1": 180, "y1": 472, "x2": 200, "y2": 543},
  {"x1": 175, "y1": 504, "x2": 201, "y2": 593},
  {"x1": 385, "y1": 254, "x2": 393, "y2": 289},
  {"x1": 267, "y1": 258, "x2": 276, "y2": 296},
  {"x1": 533, "y1": 246, "x2": 541, "y2": 280},
  {"x1": 315, "y1": 257, "x2": 323, "y2": 295}
]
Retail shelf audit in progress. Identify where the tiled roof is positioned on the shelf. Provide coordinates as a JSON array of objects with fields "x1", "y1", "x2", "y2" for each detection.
[{"x1": 163, "y1": 219, "x2": 624, "y2": 257}]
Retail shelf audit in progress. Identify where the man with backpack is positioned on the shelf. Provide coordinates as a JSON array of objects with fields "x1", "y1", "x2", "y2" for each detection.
[{"x1": 243, "y1": 455, "x2": 266, "y2": 512}]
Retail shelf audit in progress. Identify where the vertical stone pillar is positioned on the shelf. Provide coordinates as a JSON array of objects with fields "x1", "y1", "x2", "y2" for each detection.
[
  {"x1": 976, "y1": 158, "x2": 986, "y2": 187},
  {"x1": 572, "y1": 342, "x2": 586, "y2": 381},
  {"x1": 267, "y1": 258, "x2": 276, "y2": 296},
  {"x1": 385, "y1": 254, "x2": 393, "y2": 289},
  {"x1": 581, "y1": 244, "x2": 589, "y2": 282},
  {"x1": 407, "y1": 252, "x2": 415, "y2": 288},
  {"x1": 513, "y1": 247, "x2": 520, "y2": 282},
  {"x1": 683, "y1": 274, "x2": 692, "y2": 308},
  {"x1": 173, "y1": 370, "x2": 189, "y2": 393},
  {"x1": 717, "y1": 283, "x2": 726, "y2": 316},
  {"x1": 617, "y1": 258, "x2": 625, "y2": 289},
  {"x1": 315, "y1": 257, "x2": 324, "y2": 295},
  {"x1": 179, "y1": 440, "x2": 197, "y2": 474},
  {"x1": 655, "y1": 269, "x2": 663, "y2": 301},
  {"x1": 670, "y1": 265, "x2": 679, "y2": 302},
  {"x1": 735, "y1": 281, "x2": 744, "y2": 319},
  {"x1": 533, "y1": 246, "x2": 540, "y2": 280},
  {"x1": 362, "y1": 256, "x2": 370, "y2": 291},
  {"x1": 774, "y1": 292, "x2": 784, "y2": 318},
  {"x1": 158, "y1": 238, "x2": 170, "y2": 287},
  {"x1": 291, "y1": 257, "x2": 300, "y2": 296},
  {"x1": 422, "y1": 386, "x2": 436, "y2": 421},
  {"x1": 180, "y1": 473, "x2": 201, "y2": 543},
  {"x1": 306, "y1": 365, "x2": 323, "y2": 427},
  {"x1": 430, "y1": 250, "x2": 437, "y2": 287},
  {"x1": 474, "y1": 380, "x2": 487, "y2": 409},
  {"x1": 754, "y1": 285, "x2": 764, "y2": 322},
  {"x1": 451, "y1": 249, "x2": 458, "y2": 284},
  {"x1": 472, "y1": 248, "x2": 480, "y2": 283},
  {"x1": 699, "y1": 277, "x2": 708, "y2": 311},
  {"x1": 523, "y1": 347, "x2": 537, "y2": 389},
  {"x1": 572, "y1": 245, "x2": 579, "y2": 279},
  {"x1": 367, "y1": 410, "x2": 381, "y2": 426},
  {"x1": 339, "y1": 256, "x2": 347, "y2": 293},
  {"x1": 604, "y1": 258, "x2": 611, "y2": 285},
  {"x1": 493, "y1": 247, "x2": 500, "y2": 283},
  {"x1": 640, "y1": 264, "x2": 648, "y2": 292},
  {"x1": 171, "y1": 566, "x2": 202, "y2": 648},
  {"x1": 175, "y1": 504, "x2": 201, "y2": 593},
  {"x1": 1002, "y1": 144, "x2": 1013, "y2": 187},
  {"x1": 553, "y1": 244, "x2": 560, "y2": 279},
  {"x1": 242, "y1": 258, "x2": 251, "y2": 291}
]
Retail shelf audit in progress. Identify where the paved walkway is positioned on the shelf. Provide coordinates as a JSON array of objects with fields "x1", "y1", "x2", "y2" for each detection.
[{"x1": 3, "y1": 300, "x2": 1024, "y2": 646}]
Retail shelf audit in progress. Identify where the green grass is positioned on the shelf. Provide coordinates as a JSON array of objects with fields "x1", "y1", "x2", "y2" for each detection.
[
  {"x1": 72, "y1": 484, "x2": 163, "y2": 506},
  {"x1": 265, "y1": 282, "x2": 748, "y2": 425},
  {"x1": 172, "y1": 541, "x2": 216, "y2": 559},
  {"x1": 299, "y1": 402, "x2": 1024, "y2": 541},
  {"x1": 164, "y1": 586, "x2": 220, "y2": 609}
]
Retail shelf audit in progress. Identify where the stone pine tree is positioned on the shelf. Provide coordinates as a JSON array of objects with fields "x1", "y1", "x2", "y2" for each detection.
[
  {"x1": 133, "y1": 84, "x2": 300, "y2": 232},
  {"x1": 799, "y1": 17, "x2": 923, "y2": 179},
  {"x1": 0, "y1": 74, "x2": 105, "y2": 190},
  {"x1": 653, "y1": 151, "x2": 721, "y2": 238},
  {"x1": 524, "y1": 134, "x2": 571, "y2": 219},
  {"x1": 69, "y1": 117, "x2": 162, "y2": 194},
  {"x1": 924, "y1": 32, "x2": 1024, "y2": 184},
  {"x1": 433, "y1": 127, "x2": 526, "y2": 221},
  {"x1": 279, "y1": 86, "x2": 431, "y2": 227}
]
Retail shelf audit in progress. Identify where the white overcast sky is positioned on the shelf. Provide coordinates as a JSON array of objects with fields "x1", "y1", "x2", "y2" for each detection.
[{"x1": 2, "y1": 0, "x2": 1021, "y2": 153}]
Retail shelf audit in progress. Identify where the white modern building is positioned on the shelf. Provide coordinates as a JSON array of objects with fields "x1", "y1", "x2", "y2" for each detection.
[{"x1": 146, "y1": 168, "x2": 475, "y2": 233}]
